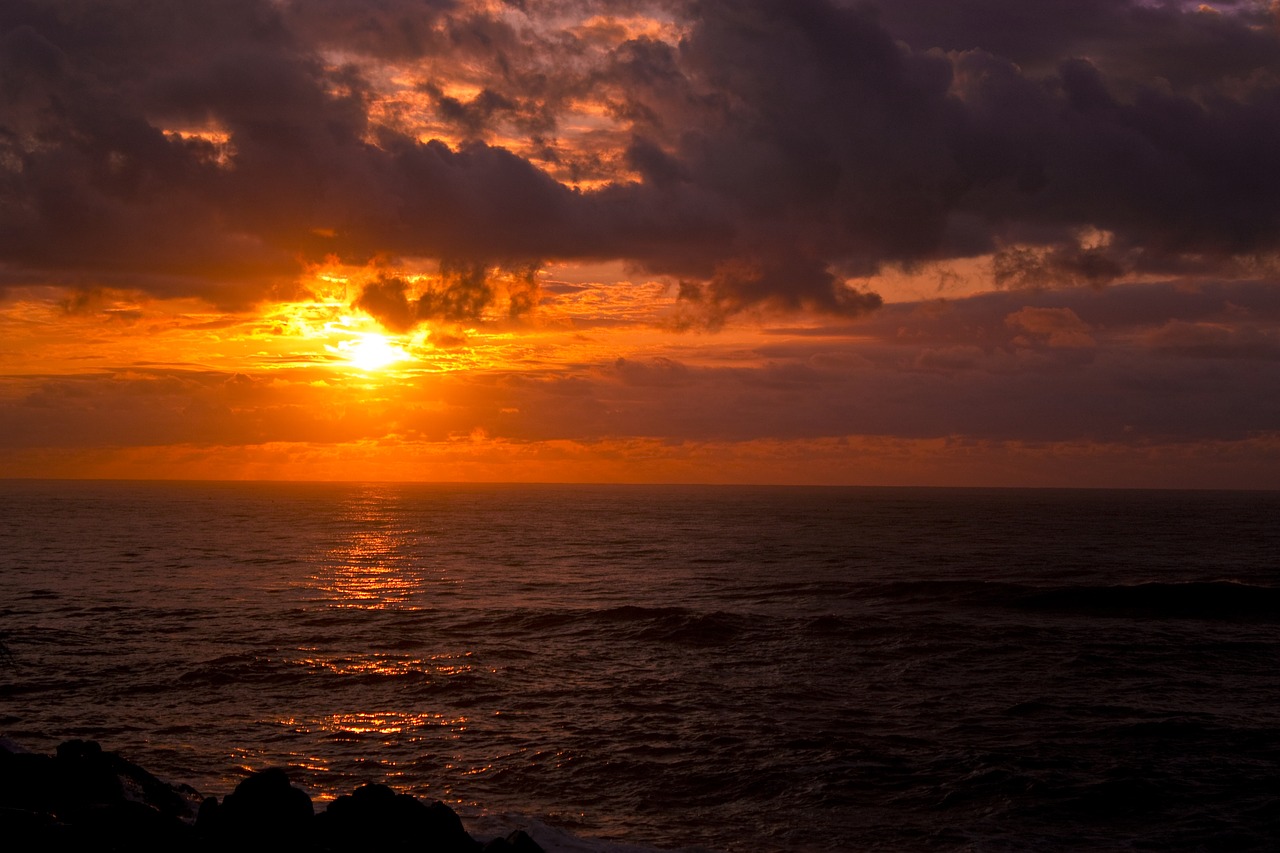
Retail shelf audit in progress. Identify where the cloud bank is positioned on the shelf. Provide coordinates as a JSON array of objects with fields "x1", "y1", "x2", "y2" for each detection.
[{"x1": 2, "y1": 0, "x2": 1278, "y2": 323}]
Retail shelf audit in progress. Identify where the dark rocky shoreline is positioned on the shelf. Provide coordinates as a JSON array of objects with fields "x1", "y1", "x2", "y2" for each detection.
[{"x1": 0, "y1": 739, "x2": 545, "y2": 852}]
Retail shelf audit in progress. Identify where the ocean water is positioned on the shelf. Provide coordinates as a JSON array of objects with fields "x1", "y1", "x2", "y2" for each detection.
[{"x1": 1, "y1": 481, "x2": 1278, "y2": 851}]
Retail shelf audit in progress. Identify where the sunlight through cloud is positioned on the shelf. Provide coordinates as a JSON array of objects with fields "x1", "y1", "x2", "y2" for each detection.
[{"x1": 330, "y1": 332, "x2": 412, "y2": 372}]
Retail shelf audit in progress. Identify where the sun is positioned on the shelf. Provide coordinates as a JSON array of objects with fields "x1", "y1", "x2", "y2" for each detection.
[{"x1": 343, "y1": 333, "x2": 410, "y2": 371}]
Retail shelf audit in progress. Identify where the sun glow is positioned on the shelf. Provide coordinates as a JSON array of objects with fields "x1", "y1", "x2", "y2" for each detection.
[{"x1": 340, "y1": 333, "x2": 411, "y2": 371}]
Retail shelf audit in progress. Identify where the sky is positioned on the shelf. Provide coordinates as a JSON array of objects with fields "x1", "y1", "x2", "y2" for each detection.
[{"x1": 1, "y1": 0, "x2": 1279, "y2": 487}]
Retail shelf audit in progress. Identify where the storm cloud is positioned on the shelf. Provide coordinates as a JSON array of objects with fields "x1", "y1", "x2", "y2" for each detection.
[{"x1": 2, "y1": 0, "x2": 1279, "y2": 322}]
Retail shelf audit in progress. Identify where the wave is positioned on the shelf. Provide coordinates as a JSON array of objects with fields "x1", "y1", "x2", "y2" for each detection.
[
  {"x1": 443, "y1": 605, "x2": 751, "y2": 646},
  {"x1": 178, "y1": 654, "x2": 302, "y2": 686},
  {"x1": 1014, "y1": 581, "x2": 1280, "y2": 620},
  {"x1": 858, "y1": 579, "x2": 1280, "y2": 620}
]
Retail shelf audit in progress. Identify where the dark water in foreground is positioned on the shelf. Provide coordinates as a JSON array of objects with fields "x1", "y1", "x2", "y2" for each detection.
[{"x1": 1, "y1": 481, "x2": 1278, "y2": 851}]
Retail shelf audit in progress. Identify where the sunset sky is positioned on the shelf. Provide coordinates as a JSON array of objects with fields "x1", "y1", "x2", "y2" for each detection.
[{"x1": 2, "y1": 0, "x2": 1279, "y2": 486}]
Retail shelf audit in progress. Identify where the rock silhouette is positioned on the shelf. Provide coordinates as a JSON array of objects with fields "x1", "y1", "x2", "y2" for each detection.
[{"x1": 0, "y1": 740, "x2": 545, "y2": 853}]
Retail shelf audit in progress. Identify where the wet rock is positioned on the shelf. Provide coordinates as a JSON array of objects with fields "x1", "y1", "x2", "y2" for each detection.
[
  {"x1": 69, "y1": 799, "x2": 191, "y2": 851},
  {"x1": 1, "y1": 737, "x2": 195, "y2": 835},
  {"x1": 482, "y1": 829, "x2": 546, "y2": 853},
  {"x1": 1, "y1": 741, "x2": 530, "y2": 853},
  {"x1": 0, "y1": 803, "x2": 57, "y2": 834},
  {"x1": 0, "y1": 739, "x2": 196, "y2": 849},
  {"x1": 53, "y1": 739, "x2": 196, "y2": 820},
  {"x1": 506, "y1": 829, "x2": 546, "y2": 853}
]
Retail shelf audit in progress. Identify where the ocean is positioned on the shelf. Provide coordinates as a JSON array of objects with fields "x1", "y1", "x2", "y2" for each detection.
[{"x1": 1, "y1": 481, "x2": 1277, "y2": 851}]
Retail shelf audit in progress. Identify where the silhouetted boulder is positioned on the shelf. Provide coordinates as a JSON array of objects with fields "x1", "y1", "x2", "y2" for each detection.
[
  {"x1": 52, "y1": 739, "x2": 197, "y2": 820},
  {"x1": 421, "y1": 799, "x2": 483, "y2": 853},
  {"x1": 195, "y1": 794, "x2": 220, "y2": 833},
  {"x1": 1, "y1": 741, "x2": 549, "y2": 853},
  {"x1": 316, "y1": 783, "x2": 480, "y2": 853},
  {"x1": 218, "y1": 767, "x2": 314, "y2": 845},
  {"x1": 0, "y1": 740, "x2": 195, "y2": 850},
  {"x1": 55, "y1": 739, "x2": 125, "y2": 809}
]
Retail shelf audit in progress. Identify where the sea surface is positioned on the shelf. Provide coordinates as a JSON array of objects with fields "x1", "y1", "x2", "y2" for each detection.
[{"x1": 1, "y1": 481, "x2": 1278, "y2": 851}]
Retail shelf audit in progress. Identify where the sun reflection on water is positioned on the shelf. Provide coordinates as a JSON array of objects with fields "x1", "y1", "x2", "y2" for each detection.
[
  {"x1": 277, "y1": 486, "x2": 487, "y2": 803},
  {"x1": 258, "y1": 712, "x2": 479, "y2": 803},
  {"x1": 279, "y1": 711, "x2": 471, "y2": 738},
  {"x1": 309, "y1": 485, "x2": 452, "y2": 610},
  {"x1": 276, "y1": 484, "x2": 504, "y2": 804},
  {"x1": 288, "y1": 650, "x2": 475, "y2": 678},
  {"x1": 314, "y1": 529, "x2": 421, "y2": 609}
]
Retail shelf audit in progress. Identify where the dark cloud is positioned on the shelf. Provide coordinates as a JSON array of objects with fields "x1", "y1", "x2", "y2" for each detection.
[
  {"x1": 281, "y1": 0, "x2": 457, "y2": 60},
  {"x1": 853, "y1": 278, "x2": 1280, "y2": 347},
  {"x1": 2, "y1": 0, "x2": 1279, "y2": 322},
  {"x1": 677, "y1": 253, "x2": 883, "y2": 326},
  {"x1": 0, "y1": 1, "x2": 321, "y2": 288},
  {"x1": 425, "y1": 84, "x2": 521, "y2": 139},
  {"x1": 354, "y1": 262, "x2": 539, "y2": 330},
  {"x1": 993, "y1": 244, "x2": 1128, "y2": 290},
  {"x1": 353, "y1": 276, "x2": 418, "y2": 332},
  {"x1": 597, "y1": 0, "x2": 1280, "y2": 302},
  {"x1": 872, "y1": 0, "x2": 1280, "y2": 88}
]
